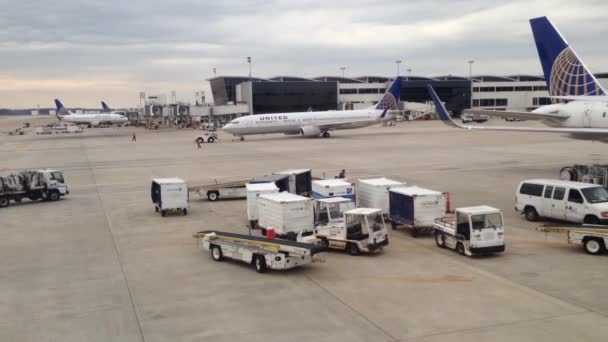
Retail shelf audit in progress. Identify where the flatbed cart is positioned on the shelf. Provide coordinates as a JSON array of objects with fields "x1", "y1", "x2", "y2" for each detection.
[
  {"x1": 188, "y1": 179, "x2": 251, "y2": 201},
  {"x1": 193, "y1": 230, "x2": 326, "y2": 273},
  {"x1": 537, "y1": 224, "x2": 608, "y2": 255}
]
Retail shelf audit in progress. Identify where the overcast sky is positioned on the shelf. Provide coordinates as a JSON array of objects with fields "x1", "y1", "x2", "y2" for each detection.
[{"x1": 1, "y1": 0, "x2": 607, "y2": 108}]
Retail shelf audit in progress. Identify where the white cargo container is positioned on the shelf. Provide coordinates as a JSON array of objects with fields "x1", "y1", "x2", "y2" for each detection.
[
  {"x1": 312, "y1": 179, "x2": 355, "y2": 201},
  {"x1": 357, "y1": 177, "x2": 404, "y2": 214},
  {"x1": 257, "y1": 192, "x2": 314, "y2": 239},
  {"x1": 151, "y1": 178, "x2": 189, "y2": 216},
  {"x1": 388, "y1": 186, "x2": 446, "y2": 237},
  {"x1": 246, "y1": 182, "x2": 279, "y2": 226}
]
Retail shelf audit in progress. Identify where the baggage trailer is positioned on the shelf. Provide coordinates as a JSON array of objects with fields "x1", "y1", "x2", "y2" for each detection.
[
  {"x1": 300, "y1": 202, "x2": 389, "y2": 255},
  {"x1": 388, "y1": 186, "x2": 446, "y2": 237},
  {"x1": 246, "y1": 182, "x2": 280, "y2": 228},
  {"x1": 257, "y1": 192, "x2": 314, "y2": 239},
  {"x1": 0, "y1": 169, "x2": 68, "y2": 208},
  {"x1": 188, "y1": 179, "x2": 251, "y2": 201},
  {"x1": 273, "y1": 169, "x2": 312, "y2": 197},
  {"x1": 193, "y1": 230, "x2": 326, "y2": 273},
  {"x1": 433, "y1": 206, "x2": 505, "y2": 256},
  {"x1": 356, "y1": 177, "x2": 405, "y2": 215},
  {"x1": 537, "y1": 224, "x2": 608, "y2": 255},
  {"x1": 312, "y1": 179, "x2": 355, "y2": 201},
  {"x1": 151, "y1": 178, "x2": 189, "y2": 216}
]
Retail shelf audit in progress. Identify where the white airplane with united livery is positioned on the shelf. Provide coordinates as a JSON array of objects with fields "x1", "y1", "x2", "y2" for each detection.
[
  {"x1": 54, "y1": 99, "x2": 128, "y2": 127},
  {"x1": 440, "y1": 16, "x2": 608, "y2": 143},
  {"x1": 222, "y1": 77, "x2": 402, "y2": 139}
]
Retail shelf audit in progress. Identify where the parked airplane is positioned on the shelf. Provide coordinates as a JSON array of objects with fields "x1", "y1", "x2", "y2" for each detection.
[
  {"x1": 54, "y1": 99, "x2": 128, "y2": 127},
  {"x1": 452, "y1": 16, "x2": 608, "y2": 142},
  {"x1": 101, "y1": 101, "x2": 113, "y2": 113},
  {"x1": 222, "y1": 77, "x2": 402, "y2": 139}
]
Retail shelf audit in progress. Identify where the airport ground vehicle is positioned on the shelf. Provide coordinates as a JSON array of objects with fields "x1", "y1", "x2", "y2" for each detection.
[
  {"x1": 273, "y1": 169, "x2": 312, "y2": 197},
  {"x1": 433, "y1": 206, "x2": 505, "y2": 256},
  {"x1": 193, "y1": 230, "x2": 325, "y2": 273},
  {"x1": 151, "y1": 178, "x2": 189, "y2": 216},
  {"x1": 0, "y1": 169, "x2": 68, "y2": 208},
  {"x1": 246, "y1": 182, "x2": 279, "y2": 228},
  {"x1": 537, "y1": 224, "x2": 608, "y2": 255},
  {"x1": 312, "y1": 179, "x2": 355, "y2": 201},
  {"x1": 188, "y1": 179, "x2": 249, "y2": 201},
  {"x1": 195, "y1": 132, "x2": 219, "y2": 144},
  {"x1": 300, "y1": 206, "x2": 389, "y2": 255},
  {"x1": 357, "y1": 177, "x2": 404, "y2": 215},
  {"x1": 560, "y1": 164, "x2": 608, "y2": 189},
  {"x1": 257, "y1": 192, "x2": 314, "y2": 238},
  {"x1": 388, "y1": 186, "x2": 446, "y2": 237},
  {"x1": 515, "y1": 179, "x2": 608, "y2": 224},
  {"x1": 461, "y1": 114, "x2": 488, "y2": 123},
  {"x1": 35, "y1": 127, "x2": 52, "y2": 134}
]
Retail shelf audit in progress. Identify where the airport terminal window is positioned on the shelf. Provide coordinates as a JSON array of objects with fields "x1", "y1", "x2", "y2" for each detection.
[
  {"x1": 515, "y1": 86, "x2": 533, "y2": 91},
  {"x1": 480, "y1": 99, "x2": 495, "y2": 107},
  {"x1": 473, "y1": 87, "x2": 480, "y2": 92},
  {"x1": 553, "y1": 187, "x2": 566, "y2": 200},
  {"x1": 496, "y1": 86, "x2": 514, "y2": 92},
  {"x1": 533, "y1": 97, "x2": 552, "y2": 106},
  {"x1": 495, "y1": 99, "x2": 508, "y2": 106},
  {"x1": 472, "y1": 99, "x2": 480, "y2": 107},
  {"x1": 340, "y1": 89, "x2": 357, "y2": 94},
  {"x1": 533, "y1": 86, "x2": 548, "y2": 91},
  {"x1": 520, "y1": 183, "x2": 543, "y2": 197},
  {"x1": 480, "y1": 87, "x2": 495, "y2": 92},
  {"x1": 568, "y1": 189, "x2": 584, "y2": 204}
]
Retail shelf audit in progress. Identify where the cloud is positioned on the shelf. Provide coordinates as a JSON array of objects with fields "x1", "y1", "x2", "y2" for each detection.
[{"x1": 1, "y1": 0, "x2": 608, "y2": 107}]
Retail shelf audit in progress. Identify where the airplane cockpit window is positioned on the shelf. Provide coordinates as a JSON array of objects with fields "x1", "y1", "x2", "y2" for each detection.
[{"x1": 231, "y1": 120, "x2": 240, "y2": 125}]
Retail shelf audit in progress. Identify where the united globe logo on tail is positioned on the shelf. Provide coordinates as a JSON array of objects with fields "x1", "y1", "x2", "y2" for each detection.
[
  {"x1": 374, "y1": 76, "x2": 402, "y2": 110},
  {"x1": 550, "y1": 47, "x2": 606, "y2": 98}
]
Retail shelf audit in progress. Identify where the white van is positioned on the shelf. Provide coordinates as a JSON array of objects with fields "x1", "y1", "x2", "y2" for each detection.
[{"x1": 515, "y1": 179, "x2": 608, "y2": 224}]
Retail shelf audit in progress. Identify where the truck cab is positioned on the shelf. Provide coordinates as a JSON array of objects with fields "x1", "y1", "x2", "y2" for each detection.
[
  {"x1": 434, "y1": 206, "x2": 505, "y2": 256},
  {"x1": 314, "y1": 197, "x2": 355, "y2": 227},
  {"x1": 302, "y1": 206, "x2": 389, "y2": 255},
  {"x1": 41, "y1": 169, "x2": 68, "y2": 196}
]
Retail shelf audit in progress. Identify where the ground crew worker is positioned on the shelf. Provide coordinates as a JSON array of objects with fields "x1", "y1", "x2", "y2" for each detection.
[
  {"x1": 338, "y1": 169, "x2": 346, "y2": 178},
  {"x1": 132, "y1": 133, "x2": 137, "y2": 142}
]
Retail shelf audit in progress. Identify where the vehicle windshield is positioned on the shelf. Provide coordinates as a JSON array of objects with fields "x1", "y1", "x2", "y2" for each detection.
[
  {"x1": 471, "y1": 213, "x2": 502, "y2": 230},
  {"x1": 50, "y1": 171, "x2": 64, "y2": 183},
  {"x1": 582, "y1": 187, "x2": 608, "y2": 204}
]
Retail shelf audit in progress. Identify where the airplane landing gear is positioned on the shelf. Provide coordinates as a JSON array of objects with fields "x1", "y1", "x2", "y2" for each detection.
[{"x1": 322, "y1": 131, "x2": 331, "y2": 138}]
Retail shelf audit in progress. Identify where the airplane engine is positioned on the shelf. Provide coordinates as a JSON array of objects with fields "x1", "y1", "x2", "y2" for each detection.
[
  {"x1": 300, "y1": 126, "x2": 322, "y2": 137},
  {"x1": 90, "y1": 121, "x2": 100, "y2": 127}
]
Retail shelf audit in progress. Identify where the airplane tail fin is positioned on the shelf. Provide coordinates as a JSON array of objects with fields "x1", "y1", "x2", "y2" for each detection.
[
  {"x1": 54, "y1": 99, "x2": 71, "y2": 120},
  {"x1": 530, "y1": 16, "x2": 606, "y2": 96},
  {"x1": 373, "y1": 76, "x2": 402, "y2": 110},
  {"x1": 101, "y1": 101, "x2": 112, "y2": 112}
]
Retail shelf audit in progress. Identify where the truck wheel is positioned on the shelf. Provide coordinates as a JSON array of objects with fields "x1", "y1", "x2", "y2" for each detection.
[
  {"x1": 318, "y1": 238, "x2": 329, "y2": 249},
  {"x1": 0, "y1": 197, "x2": 9, "y2": 208},
  {"x1": 347, "y1": 243, "x2": 360, "y2": 256},
  {"x1": 211, "y1": 245, "x2": 224, "y2": 261},
  {"x1": 48, "y1": 191, "x2": 60, "y2": 201},
  {"x1": 559, "y1": 167, "x2": 576, "y2": 181},
  {"x1": 182, "y1": 208, "x2": 188, "y2": 216},
  {"x1": 435, "y1": 231, "x2": 446, "y2": 248},
  {"x1": 207, "y1": 191, "x2": 219, "y2": 201},
  {"x1": 196, "y1": 137, "x2": 204, "y2": 144},
  {"x1": 254, "y1": 255, "x2": 267, "y2": 273},
  {"x1": 584, "y1": 215, "x2": 600, "y2": 225},
  {"x1": 524, "y1": 207, "x2": 538, "y2": 222},
  {"x1": 286, "y1": 232, "x2": 297, "y2": 241},
  {"x1": 249, "y1": 220, "x2": 257, "y2": 229},
  {"x1": 583, "y1": 238, "x2": 605, "y2": 255},
  {"x1": 456, "y1": 242, "x2": 465, "y2": 255},
  {"x1": 207, "y1": 137, "x2": 215, "y2": 143},
  {"x1": 161, "y1": 210, "x2": 167, "y2": 217},
  {"x1": 155, "y1": 207, "x2": 159, "y2": 212},
  {"x1": 391, "y1": 221, "x2": 398, "y2": 230},
  {"x1": 410, "y1": 228, "x2": 419, "y2": 238}
]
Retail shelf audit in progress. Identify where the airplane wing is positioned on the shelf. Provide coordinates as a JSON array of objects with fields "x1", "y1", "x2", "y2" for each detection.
[
  {"x1": 315, "y1": 108, "x2": 390, "y2": 131},
  {"x1": 427, "y1": 85, "x2": 608, "y2": 135},
  {"x1": 464, "y1": 109, "x2": 568, "y2": 121}
]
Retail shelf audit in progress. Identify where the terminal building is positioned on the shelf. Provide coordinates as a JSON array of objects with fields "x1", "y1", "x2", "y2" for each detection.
[{"x1": 209, "y1": 74, "x2": 608, "y2": 117}]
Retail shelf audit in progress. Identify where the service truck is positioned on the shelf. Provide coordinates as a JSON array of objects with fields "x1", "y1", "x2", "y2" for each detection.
[
  {"x1": 0, "y1": 169, "x2": 68, "y2": 208},
  {"x1": 193, "y1": 230, "x2": 325, "y2": 273},
  {"x1": 537, "y1": 224, "x2": 608, "y2": 255},
  {"x1": 151, "y1": 178, "x2": 189, "y2": 216},
  {"x1": 433, "y1": 206, "x2": 505, "y2": 256},
  {"x1": 300, "y1": 200, "x2": 389, "y2": 255}
]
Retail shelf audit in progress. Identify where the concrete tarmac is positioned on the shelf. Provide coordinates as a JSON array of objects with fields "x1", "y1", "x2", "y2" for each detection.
[{"x1": 1, "y1": 119, "x2": 607, "y2": 341}]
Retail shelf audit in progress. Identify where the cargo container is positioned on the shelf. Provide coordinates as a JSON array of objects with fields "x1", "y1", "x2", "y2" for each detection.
[
  {"x1": 151, "y1": 178, "x2": 189, "y2": 216},
  {"x1": 388, "y1": 186, "x2": 446, "y2": 237},
  {"x1": 312, "y1": 179, "x2": 355, "y2": 201},
  {"x1": 273, "y1": 169, "x2": 312, "y2": 196},
  {"x1": 357, "y1": 177, "x2": 404, "y2": 214},
  {"x1": 257, "y1": 192, "x2": 314, "y2": 239},
  {"x1": 246, "y1": 182, "x2": 279, "y2": 227},
  {"x1": 250, "y1": 174, "x2": 290, "y2": 193}
]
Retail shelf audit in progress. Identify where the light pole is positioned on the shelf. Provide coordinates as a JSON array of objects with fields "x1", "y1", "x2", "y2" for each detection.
[
  {"x1": 213, "y1": 67, "x2": 216, "y2": 77},
  {"x1": 468, "y1": 60, "x2": 475, "y2": 108},
  {"x1": 340, "y1": 66, "x2": 346, "y2": 78},
  {"x1": 247, "y1": 57, "x2": 252, "y2": 81},
  {"x1": 395, "y1": 60, "x2": 402, "y2": 76},
  {"x1": 407, "y1": 68, "x2": 412, "y2": 80}
]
